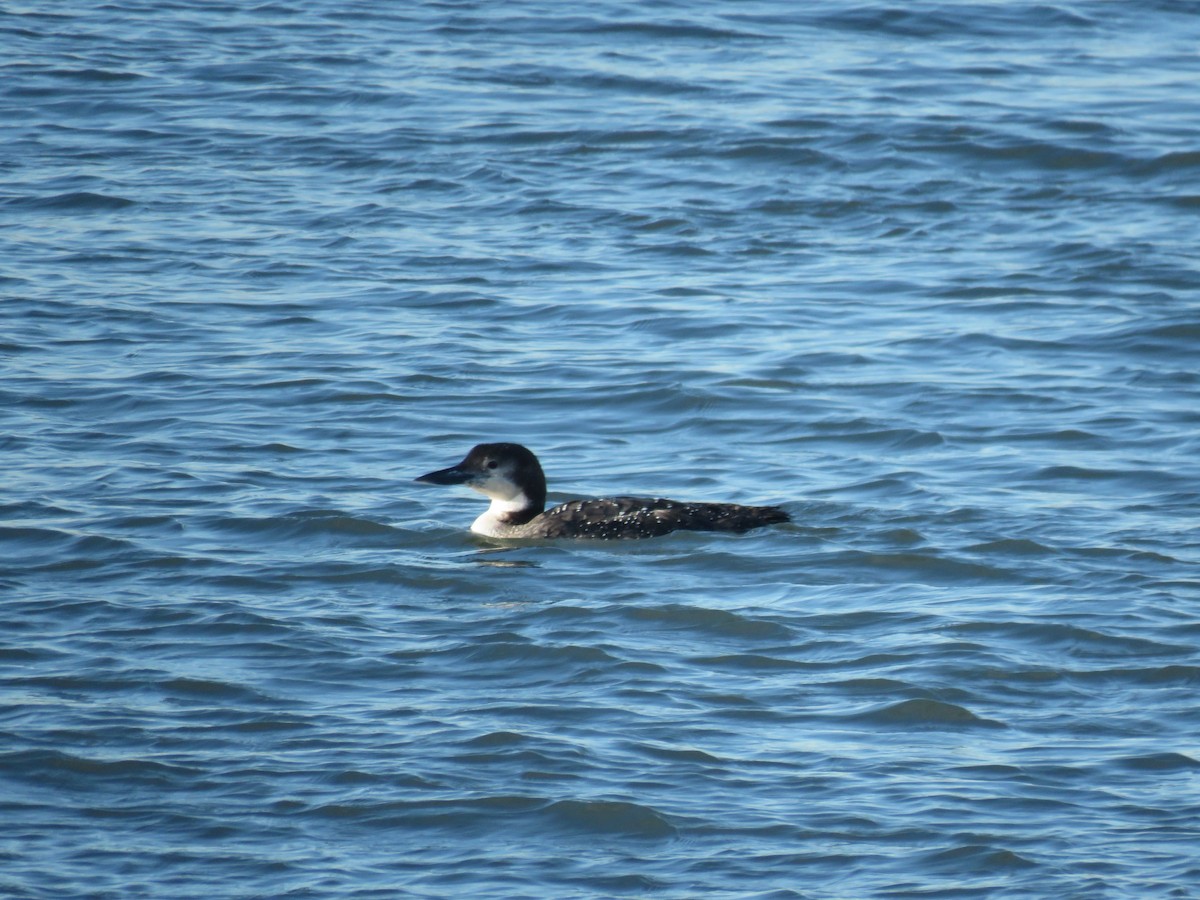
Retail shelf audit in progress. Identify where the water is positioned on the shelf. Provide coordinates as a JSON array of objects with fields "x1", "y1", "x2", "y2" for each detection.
[{"x1": 3, "y1": 1, "x2": 1199, "y2": 897}]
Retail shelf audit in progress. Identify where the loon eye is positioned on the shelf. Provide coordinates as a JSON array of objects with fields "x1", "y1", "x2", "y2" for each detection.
[{"x1": 486, "y1": 459, "x2": 498, "y2": 470}]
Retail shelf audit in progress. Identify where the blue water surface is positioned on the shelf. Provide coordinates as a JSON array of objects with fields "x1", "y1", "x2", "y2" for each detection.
[{"x1": 3, "y1": 1, "x2": 1199, "y2": 897}]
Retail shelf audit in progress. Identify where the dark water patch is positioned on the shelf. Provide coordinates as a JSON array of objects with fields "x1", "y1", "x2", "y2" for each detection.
[
  {"x1": 824, "y1": 677, "x2": 916, "y2": 697},
  {"x1": 543, "y1": 798, "x2": 676, "y2": 839},
  {"x1": 0, "y1": 644, "x2": 60, "y2": 664},
  {"x1": 458, "y1": 730, "x2": 533, "y2": 750},
  {"x1": 0, "y1": 525, "x2": 77, "y2": 550},
  {"x1": 1101, "y1": 319, "x2": 1200, "y2": 356},
  {"x1": 789, "y1": 608, "x2": 935, "y2": 633},
  {"x1": 308, "y1": 794, "x2": 544, "y2": 830},
  {"x1": 43, "y1": 67, "x2": 144, "y2": 83},
  {"x1": 1, "y1": 749, "x2": 203, "y2": 785},
  {"x1": 921, "y1": 842, "x2": 1038, "y2": 872},
  {"x1": 895, "y1": 330, "x2": 1071, "y2": 357},
  {"x1": 160, "y1": 677, "x2": 279, "y2": 704},
  {"x1": 457, "y1": 638, "x2": 620, "y2": 670},
  {"x1": 1032, "y1": 464, "x2": 1185, "y2": 490},
  {"x1": 719, "y1": 141, "x2": 840, "y2": 168},
  {"x1": 1160, "y1": 193, "x2": 1200, "y2": 210},
  {"x1": 1137, "y1": 148, "x2": 1200, "y2": 177},
  {"x1": 818, "y1": 4, "x2": 1094, "y2": 39},
  {"x1": 829, "y1": 550, "x2": 1019, "y2": 585},
  {"x1": 627, "y1": 604, "x2": 793, "y2": 641},
  {"x1": 572, "y1": 71, "x2": 714, "y2": 98},
  {"x1": 800, "y1": 423, "x2": 945, "y2": 451},
  {"x1": 567, "y1": 17, "x2": 769, "y2": 43},
  {"x1": 951, "y1": 763, "x2": 1024, "y2": 779},
  {"x1": 965, "y1": 539, "x2": 1056, "y2": 556},
  {"x1": 5, "y1": 191, "x2": 136, "y2": 211},
  {"x1": 342, "y1": 792, "x2": 650, "y2": 848},
  {"x1": 220, "y1": 442, "x2": 307, "y2": 455},
  {"x1": 634, "y1": 742, "x2": 724, "y2": 766},
  {"x1": 1067, "y1": 665, "x2": 1200, "y2": 688},
  {"x1": 851, "y1": 699, "x2": 1005, "y2": 730},
  {"x1": 949, "y1": 622, "x2": 1193, "y2": 661},
  {"x1": 204, "y1": 510, "x2": 399, "y2": 546},
  {"x1": 449, "y1": 739, "x2": 593, "y2": 771},
  {"x1": 689, "y1": 653, "x2": 815, "y2": 673},
  {"x1": 927, "y1": 285, "x2": 1047, "y2": 302},
  {"x1": 224, "y1": 715, "x2": 314, "y2": 735},
  {"x1": 1110, "y1": 752, "x2": 1200, "y2": 773},
  {"x1": 0, "y1": 527, "x2": 156, "y2": 576},
  {"x1": 957, "y1": 137, "x2": 1127, "y2": 172},
  {"x1": 995, "y1": 428, "x2": 1107, "y2": 447}
]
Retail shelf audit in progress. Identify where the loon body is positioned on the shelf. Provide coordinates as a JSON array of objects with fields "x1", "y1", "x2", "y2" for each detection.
[{"x1": 415, "y1": 443, "x2": 789, "y2": 540}]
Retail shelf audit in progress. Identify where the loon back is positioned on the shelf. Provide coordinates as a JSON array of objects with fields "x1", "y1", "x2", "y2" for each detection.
[
  {"x1": 415, "y1": 442, "x2": 789, "y2": 540},
  {"x1": 533, "y1": 496, "x2": 790, "y2": 540}
]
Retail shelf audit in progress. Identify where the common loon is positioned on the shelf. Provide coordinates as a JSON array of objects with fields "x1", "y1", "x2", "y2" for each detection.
[{"x1": 415, "y1": 442, "x2": 790, "y2": 540}]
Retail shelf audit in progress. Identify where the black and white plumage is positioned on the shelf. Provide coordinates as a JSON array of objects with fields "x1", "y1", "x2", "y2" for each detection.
[{"x1": 415, "y1": 442, "x2": 790, "y2": 540}]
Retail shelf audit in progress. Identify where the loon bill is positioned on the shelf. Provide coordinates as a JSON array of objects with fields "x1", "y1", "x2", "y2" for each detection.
[{"x1": 415, "y1": 442, "x2": 790, "y2": 540}]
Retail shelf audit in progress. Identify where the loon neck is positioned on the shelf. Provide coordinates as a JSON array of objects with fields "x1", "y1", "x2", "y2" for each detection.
[
  {"x1": 492, "y1": 493, "x2": 542, "y2": 523},
  {"x1": 471, "y1": 492, "x2": 543, "y2": 536}
]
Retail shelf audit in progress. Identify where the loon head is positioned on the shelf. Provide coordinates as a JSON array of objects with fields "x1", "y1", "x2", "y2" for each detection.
[{"x1": 415, "y1": 442, "x2": 548, "y2": 523}]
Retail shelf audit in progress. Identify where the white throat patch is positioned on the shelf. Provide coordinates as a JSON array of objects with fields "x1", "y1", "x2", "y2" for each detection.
[{"x1": 471, "y1": 493, "x2": 532, "y2": 536}]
